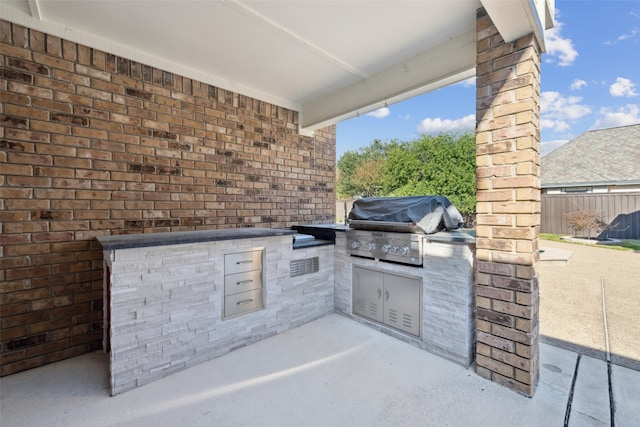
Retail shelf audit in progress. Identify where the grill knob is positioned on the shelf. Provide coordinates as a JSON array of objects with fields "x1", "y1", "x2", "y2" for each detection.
[
  {"x1": 350, "y1": 240, "x2": 360, "y2": 249},
  {"x1": 390, "y1": 246, "x2": 399, "y2": 254},
  {"x1": 398, "y1": 246, "x2": 409, "y2": 256},
  {"x1": 381, "y1": 244, "x2": 391, "y2": 253},
  {"x1": 365, "y1": 242, "x2": 375, "y2": 251}
]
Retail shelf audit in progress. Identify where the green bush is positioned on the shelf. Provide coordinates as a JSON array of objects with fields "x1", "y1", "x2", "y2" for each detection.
[{"x1": 337, "y1": 132, "x2": 476, "y2": 215}]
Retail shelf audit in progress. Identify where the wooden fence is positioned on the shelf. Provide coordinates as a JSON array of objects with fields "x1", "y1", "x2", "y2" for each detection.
[
  {"x1": 541, "y1": 192, "x2": 640, "y2": 239},
  {"x1": 336, "y1": 199, "x2": 355, "y2": 224}
]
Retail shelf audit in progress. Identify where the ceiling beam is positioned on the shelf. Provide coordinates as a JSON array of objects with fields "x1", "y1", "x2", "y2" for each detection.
[
  {"x1": 27, "y1": 0, "x2": 40, "y2": 19},
  {"x1": 227, "y1": 0, "x2": 368, "y2": 80},
  {"x1": 300, "y1": 29, "x2": 477, "y2": 133},
  {"x1": 481, "y1": 0, "x2": 551, "y2": 51}
]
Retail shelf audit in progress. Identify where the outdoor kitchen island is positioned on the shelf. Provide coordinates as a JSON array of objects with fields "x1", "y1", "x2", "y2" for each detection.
[
  {"x1": 98, "y1": 228, "x2": 335, "y2": 395},
  {"x1": 99, "y1": 223, "x2": 475, "y2": 396},
  {"x1": 335, "y1": 229, "x2": 476, "y2": 368}
]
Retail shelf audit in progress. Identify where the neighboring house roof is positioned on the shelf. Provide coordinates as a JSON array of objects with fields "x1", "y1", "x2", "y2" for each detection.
[{"x1": 541, "y1": 124, "x2": 640, "y2": 188}]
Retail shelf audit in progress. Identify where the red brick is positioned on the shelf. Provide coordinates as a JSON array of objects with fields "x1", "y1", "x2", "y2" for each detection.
[
  {"x1": 53, "y1": 92, "x2": 93, "y2": 107},
  {"x1": 2, "y1": 353, "x2": 46, "y2": 375},
  {"x1": 3, "y1": 287, "x2": 51, "y2": 304},
  {"x1": 476, "y1": 354, "x2": 514, "y2": 378},
  {"x1": 0, "y1": 19, "x2": 336, "y2": 377},
  {"x1": 1, "y1": 163, "x2": 33, "y2": 176},
  {"x1": 34, "y1": 75, "x2": 74, "y2": 93},
  {"x1": 25, "y1": 340, "x2": 70, "y2": 358},
  {"x1": 32, "y1": 52, "x2": 74, "y2": 71}
]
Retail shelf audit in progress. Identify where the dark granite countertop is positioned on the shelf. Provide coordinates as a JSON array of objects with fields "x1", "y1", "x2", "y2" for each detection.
[
  {"x1": 423, "y1": 230, "x2": 476, "y2": 244},
  {"x1": 97, "y1": 228, "x2": 297, "y2": 250},
  {"x1": 293, "y1": 223, "x2": 349, "y2": 232},
  {"x1": 292, "y1": 239, "x2": 335, "y2": 249},
  {"x1": 292, "y1": 223, "x2": 348, "y2": 244}
]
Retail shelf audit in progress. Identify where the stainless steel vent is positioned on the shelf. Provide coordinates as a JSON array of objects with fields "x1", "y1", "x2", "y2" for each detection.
[{"x1": 290, "y1": 257, "x2": 319, "y2": 277}]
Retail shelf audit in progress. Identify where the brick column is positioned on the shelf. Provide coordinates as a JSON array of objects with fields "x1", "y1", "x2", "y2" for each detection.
[{"x1": 474, "y1": 8, "x2": 541, "y2": 396}]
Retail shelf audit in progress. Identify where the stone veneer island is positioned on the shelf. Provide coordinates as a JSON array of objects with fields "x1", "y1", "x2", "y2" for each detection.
[{"x1": 98, "y1": 227, "x2": 475, "y2": 395}]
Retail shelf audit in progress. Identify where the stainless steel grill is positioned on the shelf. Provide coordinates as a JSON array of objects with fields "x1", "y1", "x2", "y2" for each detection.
[
  {"x1": 346, "y1": 229, "x2": 423, "y2": 266},
  {"x1": 345, "y1": 196, "x2": 464, "y2": 267}
]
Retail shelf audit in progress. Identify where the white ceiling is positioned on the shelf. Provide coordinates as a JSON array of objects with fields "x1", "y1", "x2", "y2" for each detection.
[{"x1": 1, "y1": 0, "x2": 554, "y2": 134}]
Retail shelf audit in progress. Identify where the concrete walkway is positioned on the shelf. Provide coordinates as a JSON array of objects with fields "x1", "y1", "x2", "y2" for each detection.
[
  {"x1": 1, "y1": 314, "x2": 639, "y2": 426},
  {"x1": 539, "y1": 240, "x2": 640, "y2": 371}
]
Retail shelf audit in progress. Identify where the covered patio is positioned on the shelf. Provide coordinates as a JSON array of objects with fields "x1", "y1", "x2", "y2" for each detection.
[
  {"x1": 3, "y1": 0, "x2": 548, "y2": 401},
  {"x1": 3, "y1": 313, "x2": 638, "y2": 426}
]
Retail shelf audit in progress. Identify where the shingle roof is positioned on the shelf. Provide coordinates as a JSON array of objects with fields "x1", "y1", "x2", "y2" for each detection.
[{"x1": 541, "y1": 124, "x2": 640, "y2": 187}]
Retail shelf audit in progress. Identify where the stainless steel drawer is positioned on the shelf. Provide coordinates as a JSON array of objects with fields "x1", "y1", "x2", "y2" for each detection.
[
  {"x1": 224, "y1": 289, "x2": 263, "y2": 318},
  {"x1": 224, "y1": 269, "x2": 262, "y2": 296},
  {"x1": 224, "y1": 250, "x2": 263, "y2": 275}
]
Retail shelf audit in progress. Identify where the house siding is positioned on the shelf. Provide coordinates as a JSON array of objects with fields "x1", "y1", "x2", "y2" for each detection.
[{"x1": 0, "y1": 19, "x2": 336, "y2": 376}]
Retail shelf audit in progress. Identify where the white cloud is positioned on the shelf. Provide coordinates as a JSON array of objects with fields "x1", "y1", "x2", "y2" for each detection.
[
  {"x1": 605, "y1": 27, "x2": 640, "y2": 44},
  {"x1": 609, "y1": 77, "x2": 638, "y2": 97},
  {"x1": 570, "y1": 79, "x2": 587, "y2": 90},
  {"x1": 541, "y1": 118, "x2": 570, "y2": 133},
  {"x1": 417, "y1": 114, "x2": 475, "y2": 134},
  {"x1": 544, "y1": 16, "x2": 578, "y2": 67},
  {"x1": 540, "y1": 91, "x2": 591, "y2": 133},
  {"x1": 366, "y1": 107, "x2": 390, "y2": 119},
  {"x1": 398, "y1": 114, "x2": 411, "y2": 122},
  {"x1": 456, "y1": 77, "x2": 475, "y2": 88},
  {"x1": 591, "y1": 104, "x2": 640, "y2": 130}
]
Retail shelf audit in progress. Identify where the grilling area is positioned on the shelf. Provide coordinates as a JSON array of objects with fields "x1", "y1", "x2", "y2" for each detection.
[
  {"x1": 3, "y1": 0, "x2": 555, "y2": 409},
  {"x1": 97, "y1": 196, "x2": 475, "y2": 395}
]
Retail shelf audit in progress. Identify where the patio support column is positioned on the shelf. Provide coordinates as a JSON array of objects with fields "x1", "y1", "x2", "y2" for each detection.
[{"x1": 474, "y1": 8, "x2": 541, "y2": 396}]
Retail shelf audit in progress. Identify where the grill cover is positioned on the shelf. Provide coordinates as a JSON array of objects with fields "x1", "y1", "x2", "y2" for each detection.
[{"x1": 347, "y1": 196, "x2": 464, "y2": 234}]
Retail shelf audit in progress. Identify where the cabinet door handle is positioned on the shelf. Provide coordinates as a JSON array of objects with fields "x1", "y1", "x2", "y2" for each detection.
[
  {"x1": 236, "y1": 299, "x2": 254, "y2": 306},
  {"x1": 236, "y1": 280, "x2": 253, "y2": 285},
  {"x1": 385, "y1": 290, "x2": 389, "y2": 301},
  {"x1": 377, "y1": 288, "x2": 382, "y2": 299},
  {"x1": 236, "y1": 260, "x2": 253, "y2": 265}
]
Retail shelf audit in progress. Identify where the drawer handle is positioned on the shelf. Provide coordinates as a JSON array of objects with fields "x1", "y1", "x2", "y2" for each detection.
[
  {"x1": 236, "y1": 260, "x2": 253, "y2": 265},
  {"x1": 236, "y1": 280, "x2": 253, "y2": 285},
  {"x1": 236, "y1": 298, "x2": 254, "y2": 306}
]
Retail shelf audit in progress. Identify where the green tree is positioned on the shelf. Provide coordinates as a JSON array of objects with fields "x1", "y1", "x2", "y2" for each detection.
[
  {"x1": 336, "y1": 139, "x2": 393, "y2": 198},
  {"x1": 352, "y1": 158, "x2": 385, "y2": 197},
  {"x1": 336, "y1": 132, "x2": 476, "y2": 215},
  {"x1": 336, "y1": 150, "x2": 360, "y2": 198}
]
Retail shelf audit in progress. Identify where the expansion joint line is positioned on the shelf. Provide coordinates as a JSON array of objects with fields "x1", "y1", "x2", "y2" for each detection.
[
  {"x1": 564, "y1": 354, "x2": 581, "y2": 427},
  {"x1": 601, "y1": 278, "x2": 616, "y2": 426}
]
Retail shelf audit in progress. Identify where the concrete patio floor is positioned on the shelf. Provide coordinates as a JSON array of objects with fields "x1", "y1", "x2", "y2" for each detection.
[
  {"x1": 1, "y1": 314, "x2": 639, "y2": 426},
  {"x1": 539, "y1": 240, "x2": 640, "y2": 371}
]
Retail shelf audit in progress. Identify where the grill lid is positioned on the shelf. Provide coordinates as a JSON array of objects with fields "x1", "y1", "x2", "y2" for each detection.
[{"x1": 347, "y1": 196, "x2": 463, "y2": 234}]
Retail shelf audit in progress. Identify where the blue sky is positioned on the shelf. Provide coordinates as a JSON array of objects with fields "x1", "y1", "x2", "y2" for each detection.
[{"x1": 336, "y1": 1, "x2": 640, "y2": 159}]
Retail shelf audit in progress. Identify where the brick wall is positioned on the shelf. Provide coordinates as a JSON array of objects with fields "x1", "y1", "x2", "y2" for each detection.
[
  {"x1": 474, "y1": 9, "x2": 541, "y2": 396},
  {"x1": 0, "y1": 19, "x2": 336, "y2": 376}
]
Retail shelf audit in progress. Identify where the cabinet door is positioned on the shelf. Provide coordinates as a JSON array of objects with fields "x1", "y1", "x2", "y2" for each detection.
[
  {"x1": 352, "y1": 266, "x2": 383, "y2": 322},
  {"x1": 383, "y1": 273, "x2": 421, "y2": 337}
]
